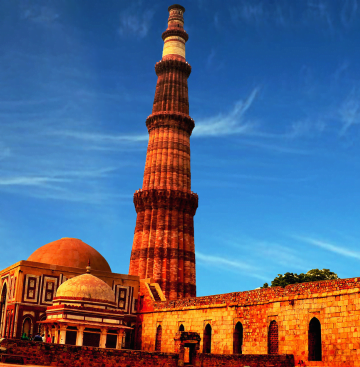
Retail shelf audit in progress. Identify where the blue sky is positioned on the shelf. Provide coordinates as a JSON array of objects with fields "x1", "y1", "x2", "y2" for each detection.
[{"x1": 1, "y1": 0, "x2": 360, "y2": 297}]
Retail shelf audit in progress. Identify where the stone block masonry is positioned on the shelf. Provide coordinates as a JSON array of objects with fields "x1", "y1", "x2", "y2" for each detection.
[
  {"x1": 0, "y1": 339, "x2": 178, "y2": 367},
  {"x1": 139, "y1": 277, "x2": 360, "y2": 366},
  {"x1": 0, "y1": 339, "x2": 295, "y2": 367},
  {"x1": 199, "y1": 353, "x2": 295, "y2": 367}
]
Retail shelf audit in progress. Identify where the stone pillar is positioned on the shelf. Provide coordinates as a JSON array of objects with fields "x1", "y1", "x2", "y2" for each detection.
[
  {"x1": 54, "y1": 325, "x2": 59, "y2": 344},
  {"x1": 44, "y1": 325, "x2": 49, "y2": 341},
  {"x1": 100, "y1": 327, "x2": 108, "y2": 348},
  {"x1": 76, "y1": 325, "x2": 85, "y2": 346},
  {"x1": 117, "y1": 329, "x2": 126, "y2": 349},
  {"x1": 59, "y1": 324, "x2": 67, "y2": 345}
]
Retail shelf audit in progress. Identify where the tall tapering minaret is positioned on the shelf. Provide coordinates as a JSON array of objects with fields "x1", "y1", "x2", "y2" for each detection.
[{"x1": 129, "y1": 4, "x2": 198, "y2": 300}]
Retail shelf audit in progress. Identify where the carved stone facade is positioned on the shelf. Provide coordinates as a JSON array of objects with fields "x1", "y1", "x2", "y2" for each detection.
[
  {"x1": 0, "y1": 238, "x2": 138, "y2": 348},
  {"x1": 129, "y1": 4, "x2": 197, "y2": 301}
]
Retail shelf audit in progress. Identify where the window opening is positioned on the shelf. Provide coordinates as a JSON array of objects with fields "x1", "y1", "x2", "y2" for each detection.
[{"x1": 268, "y1": 320, "x2": 278, "y2": 354}]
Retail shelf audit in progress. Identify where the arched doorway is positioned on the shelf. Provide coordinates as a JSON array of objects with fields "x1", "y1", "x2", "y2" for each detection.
[
  {"x1": 179, "y1": 324, "x2": 185, "y2": 332},
  {"x1": 203, "y1": 324, "x2": 211, "y2": 353},
  {"x1": 22, "y1": 317, "x2": 32, "y2": 339},
  {"x1": 233, "y1": 322, "x2": 243, "y2": 354},
  {"x1": 309, "y1": 317, "x2": 322, "y2": 361},
  {"x1": 155, "y1": 325, "x2": 162, "y2": 351},
  {"x1": 268, "y1": 320, "x2": 278, "y2": 354},
  {"x1": 0, "y1": 284, "x2": 7, "y2": 337}
]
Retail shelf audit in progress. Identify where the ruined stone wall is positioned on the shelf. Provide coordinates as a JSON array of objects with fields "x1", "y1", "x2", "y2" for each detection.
[
  {"x1": 140, "y1": 277, "x2": 360, "y2": 366},
  {"x1": 199, "y1": 353, "x2": 294, "y2": 367},
  {"x1": 0, "y1": 339, "x2": 178, "y2": 367}
]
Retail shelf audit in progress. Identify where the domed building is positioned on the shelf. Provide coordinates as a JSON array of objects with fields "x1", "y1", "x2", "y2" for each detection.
[
  {"x1": 40, "y1": 269, "x2": 132, "y2": 348},
  {"x1": 0, "y1": 237, "x2": 141, "y2": 349}
]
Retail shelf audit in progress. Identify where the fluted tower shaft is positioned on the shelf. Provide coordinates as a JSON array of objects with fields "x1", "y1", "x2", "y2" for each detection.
[{"x1": 129, "y1": 4, "x2": 197, "y2": 300}]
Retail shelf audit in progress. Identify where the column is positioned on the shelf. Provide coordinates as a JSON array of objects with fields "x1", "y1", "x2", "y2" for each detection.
[
  {"x1": 100, "y1": 327, "x2": 108, "y2": 348},
  {"x1": 76, "y1": 325, "x2": 85, "y2": 346},
  {"x1": 59, "y1": 324, "x2": 67, "y2": 345},
  {"x1": 44, "y1": 325, "x2": 49, "y2": 341},
  {"x1": 54, "y1": 325, "x2": 59, "y2": 344},
  {"x1": 117, "y1": 329, "x2": 126, "y2": 349}
]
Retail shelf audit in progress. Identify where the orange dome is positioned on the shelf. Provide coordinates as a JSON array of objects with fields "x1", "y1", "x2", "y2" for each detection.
[
  {"x1": 28, "y1": 238, "x2": 111, "y2": 272},
  {"x1": 55, "y1": 273, "x2": 115, "y2": 306}
]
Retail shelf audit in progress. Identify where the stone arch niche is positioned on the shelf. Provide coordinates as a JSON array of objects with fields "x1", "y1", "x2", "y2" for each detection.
[
  {"x1": 22, "y1": 317, "x2": 32, "y2": 338},
  {"x1": 155, "y1": 324, "x2": 162, "y2": 351},
  {"x1": 308, "y1": 317, "x2": 322, "y2": 361},
  {"x1": 179, "y1": 324, "x2": 185, "y2": 331},
  {"x1": 268, "y1": 320, "x2": 278, "y2": 354},
  {"x1": 203, "y1": 324, "x2": 212, "y2": 353},
  {"x1": 0, "y1": 283, "x2": 7, "y2": 336},
  {"x1": 233, "y1": 321, "x2": 243, "y2": 354}
]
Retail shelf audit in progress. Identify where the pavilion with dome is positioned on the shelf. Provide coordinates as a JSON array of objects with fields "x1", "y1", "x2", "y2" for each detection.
[{"x1": 0, "y1": 237, "x2": 140, "y2": 349}]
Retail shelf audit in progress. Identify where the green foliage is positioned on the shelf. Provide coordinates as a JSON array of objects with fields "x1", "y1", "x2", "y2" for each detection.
[{"x1": 261, "y1": 269, "x2": 339, "y2": 288}]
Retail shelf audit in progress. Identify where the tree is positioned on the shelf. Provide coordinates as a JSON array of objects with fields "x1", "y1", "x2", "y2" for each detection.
[{"x1": 261, "y1": 269, "x2": 338, "y2": 288}]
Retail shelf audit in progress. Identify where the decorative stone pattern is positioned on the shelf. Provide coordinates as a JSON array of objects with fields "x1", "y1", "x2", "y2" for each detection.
[
  {"x1": 0, "y1": 256, "x2": 139, "y2": 339},
  {"x1": 0, "y1": 339, "x2": 179, "y2": 367},
  {"x1": 129, "y1": 4, "x2": 197, "y2": 301},
  {"x1": 139, "y1": 277, "x2": 360, "y2": 366}
]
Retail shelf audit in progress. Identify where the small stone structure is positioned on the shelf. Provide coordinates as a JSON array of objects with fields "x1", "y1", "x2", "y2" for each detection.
[
  {"x1": 40, "y1": 268, "x2": 131, "y2": 348},
  {"x1": 174, "y1": 331, "x2": 201, "y2": 365}
]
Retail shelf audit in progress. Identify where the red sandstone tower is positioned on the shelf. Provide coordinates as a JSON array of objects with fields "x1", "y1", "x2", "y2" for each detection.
[{"x1": 129, "y1": 4, "x2": 197, "y2": 300}]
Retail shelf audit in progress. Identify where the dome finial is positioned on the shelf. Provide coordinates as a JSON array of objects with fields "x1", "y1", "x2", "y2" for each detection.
[{"x1": 86, "y1": 259, "x2": 91, "y2": 273}]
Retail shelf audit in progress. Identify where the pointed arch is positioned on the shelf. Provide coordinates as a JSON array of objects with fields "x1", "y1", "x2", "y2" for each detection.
[
  {"x1": 179, "y1": 324, "x2": 185, "y2": 332},
  {"x1": 309, "y1": 317, "x2": 322, "y2": 361},
  {"x1": 22, "y1": 317, "x2": 32, "y2": 338},
  {"x1": 233, "y1": 321, "x2": 243, "y2": 354},
  {"x1": 268, "y1": 320, "x2": 278, "y2": 354},
  {"x1": 155, "y1": 324, "x2": 162, "y2": 351},
  {"x1": 0, "y1": 283, "x2": 7, "y2": 337},
  {"x1": 203, "y1": 324, "x2": 212, "y2": 353}
]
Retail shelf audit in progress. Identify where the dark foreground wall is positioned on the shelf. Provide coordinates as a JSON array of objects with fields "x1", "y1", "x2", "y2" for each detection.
[
  {"x1": 0, "y1": 339, "x2": 295, "y2": 367},
  {"x1": 0, "y1": 339, "x2": 178, "y2": 367},
  {"x1": 199, "y1": 353, "x2": 295, "y2": 367}
]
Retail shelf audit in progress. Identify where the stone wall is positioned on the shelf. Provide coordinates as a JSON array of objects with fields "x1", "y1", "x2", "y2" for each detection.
[
  {"x1": 0, "y1": 339, "x2": 178, "y2": 367},
  {"x1": 139, "y1": 277, "x2": 360, "y2": 366},
  {"x1": 199, "y1": 353, "x2": 295, "y2": 367}
]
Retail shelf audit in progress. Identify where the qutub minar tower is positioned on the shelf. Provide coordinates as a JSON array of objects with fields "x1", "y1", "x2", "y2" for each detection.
[{"x1": 129, "y1": 4, "x2": 198, "y2": 300}]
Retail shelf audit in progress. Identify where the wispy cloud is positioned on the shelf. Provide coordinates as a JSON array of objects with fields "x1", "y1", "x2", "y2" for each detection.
[
  {"x1": 21, "y1": 4, "x2": 60, "y2": 25},
  {"x1": 49, "y1": 130, "x2": 148, "y2": 143},
  {"x1": 339, "y1": 89, "x2": 360, "y2": 134},
  {"x1": 341, "y1": 0, "x2": 358, "y2": 27},
  {"x1": 193, "y1": 88, "x2": 259, "y2": 137},
  {"x1": 294, "y1": 236, "x2": 360, "y2": 261},
  {"x1": 221, "y1": 236, "x2": 311, "y2": 271},
  {"x1": 229, "y1": 0, "x2": 359, "y2": 31},
  {"x1": 307, "y1": 0, "x2": 333, "y2": 30},
  {"x1": 196, "y1": 251, "x2": 268, "y2": 281},
  {"x1": 118, "y1": 5, "x2": 154, "y2": 39}
]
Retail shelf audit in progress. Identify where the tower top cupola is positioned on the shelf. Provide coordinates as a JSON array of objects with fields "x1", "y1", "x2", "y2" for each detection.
[{"x1": 162, "y1": 4, "x2": 188, "y2": 60}]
